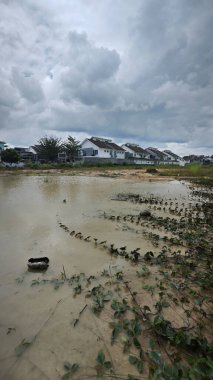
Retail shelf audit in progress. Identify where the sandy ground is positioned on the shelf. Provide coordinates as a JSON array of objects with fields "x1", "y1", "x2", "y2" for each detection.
[{"x1": 0, "y1": 167, "x2": 177, "y2": 181}]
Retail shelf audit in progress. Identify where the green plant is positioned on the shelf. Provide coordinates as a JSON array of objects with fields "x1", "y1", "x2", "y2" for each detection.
[
  {"x1": 95, "y1": 351, "x2": 113, "y2": 378},
  {"x1": 61, "y1": 361, "x2": 79, "y2": 379}
]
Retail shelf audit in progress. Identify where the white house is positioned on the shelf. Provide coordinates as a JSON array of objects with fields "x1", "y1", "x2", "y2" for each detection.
[
  {"x1": 122, "y1": 143, "x2": 150, "y2": 159},
  {"x1": 145, "y1": 147, "x2": 168, "y2": 162},
  {"x1": 81, "y1": 137, "x2": 125, "y2": 159},
  {"x1": 163, "y1": 150, "x2": 186, "y2": 166},
  {"x1": 121, "y1": 143, "x2": 155, "y2": 164}
]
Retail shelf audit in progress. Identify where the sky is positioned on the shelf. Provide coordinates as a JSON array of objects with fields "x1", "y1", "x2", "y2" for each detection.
[{"x1": 0, "y1": 0, "x2": 213, "y2": 156}]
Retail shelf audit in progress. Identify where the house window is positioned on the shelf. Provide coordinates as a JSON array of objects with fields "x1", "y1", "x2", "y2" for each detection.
[{"x1": 93, "y1": 150, "x2": 98, "y2": 156}]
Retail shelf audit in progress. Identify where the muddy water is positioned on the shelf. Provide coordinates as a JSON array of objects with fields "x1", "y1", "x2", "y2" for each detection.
[{"x1": 0, "y1": 176, "x2": 190, "y2": 379}]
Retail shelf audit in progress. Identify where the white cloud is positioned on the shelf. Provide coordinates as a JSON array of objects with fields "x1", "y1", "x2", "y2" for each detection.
[{"x1": 12, "y1": 68, "x2": 44, "y2": 103}]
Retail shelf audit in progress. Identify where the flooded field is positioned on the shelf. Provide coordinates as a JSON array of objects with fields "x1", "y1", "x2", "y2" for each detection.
[{"x1": 0, "y1": 175, "x2": 212, "y2": 380}]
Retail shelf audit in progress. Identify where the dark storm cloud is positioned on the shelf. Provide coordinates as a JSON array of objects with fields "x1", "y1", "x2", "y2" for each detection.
[{"x1": 0, "y1": 0, "x2": 212, "y2": 154}]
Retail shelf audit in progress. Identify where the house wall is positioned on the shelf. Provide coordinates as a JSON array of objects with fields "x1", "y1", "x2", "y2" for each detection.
[
  {"x1": 133, "y1": 159, "x2": 155, "y2": 165},
  {"x1": 158, "y1": 160, "x2": 185, "y2": 166},
  {"x1": 122, "y1": 145, "x2": 137, "y2": 157},
  {"x1": 82, "y1": 157, "x2": 126, "y2": 165},
  {"x1": 81, "y1": 140, "x2": 108, "y2": 157},
  {"x1": 116, "y1": 150, "x2": 125, "y2": 159}
]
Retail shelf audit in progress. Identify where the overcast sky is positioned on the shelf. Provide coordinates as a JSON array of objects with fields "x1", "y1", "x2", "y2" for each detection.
[{"x1": 0, "y1": 0, "x2": 213, "y2": 155}]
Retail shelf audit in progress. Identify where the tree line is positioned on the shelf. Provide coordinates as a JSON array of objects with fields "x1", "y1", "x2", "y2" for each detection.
[{"x1": 0, "y1": 136, "x2": 81, "y2": 163}]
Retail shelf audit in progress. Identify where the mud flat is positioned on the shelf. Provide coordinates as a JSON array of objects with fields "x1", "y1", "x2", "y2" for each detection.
[{"x1": 0, "y1": 175, "x2": 212, "y2": 380}]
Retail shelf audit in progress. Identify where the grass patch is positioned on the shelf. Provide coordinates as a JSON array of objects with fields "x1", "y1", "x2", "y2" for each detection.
[{"x1": 159, "y1": 164, "x2": 213, "y2": 177}]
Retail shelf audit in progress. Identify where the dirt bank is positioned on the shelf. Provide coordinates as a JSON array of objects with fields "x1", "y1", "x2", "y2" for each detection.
[{"x1": 0, "y1": 167, "x2": 177, "y2": 181}]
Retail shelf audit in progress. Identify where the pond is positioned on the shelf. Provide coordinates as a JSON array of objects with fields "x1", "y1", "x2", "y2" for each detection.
[{"x1": 0, "y1": 175, "x2": 193, "y2": 379}]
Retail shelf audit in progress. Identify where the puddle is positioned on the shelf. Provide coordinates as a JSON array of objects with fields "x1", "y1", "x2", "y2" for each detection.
[{"x1": 0, "y1": 176, "x2": 193, "y2": 379}]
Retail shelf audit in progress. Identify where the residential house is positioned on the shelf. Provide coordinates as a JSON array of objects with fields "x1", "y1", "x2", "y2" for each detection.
[
  {"x1": 202, "y1": 157, "x2": 213, "y2": 165},
  {"x1": 121, "y1": 143, "x2": 155, "y2": 164},
  {"x1": 163, "y1": 150, "x2": 179, "y2": 161},
  {"x1": 14, "y1": 147, "x2": 37, "y2": 161},
  {"x1": 183, "y1": 155, "x2": 204, "y2": 163},
  {"x1": 81, "y1": 137, "x2": 125, "y2": 159},
  {"x1": 145, "y1": 147, "x2": 168, "y2": 162},
  {"x1": 121, "y1": 143, "x2": 149, "y2": 159},
  {"x1": 163, "y1": 150, "x2": 186, "y2": 166}
]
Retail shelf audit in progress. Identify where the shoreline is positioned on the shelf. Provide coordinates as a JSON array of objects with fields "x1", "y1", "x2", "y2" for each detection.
[{"x1": 0, "y1": 167, "x2": 199, "y2": 181}]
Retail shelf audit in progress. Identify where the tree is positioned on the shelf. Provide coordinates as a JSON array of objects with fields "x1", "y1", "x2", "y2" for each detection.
[
  {"x1": 35, "y1": 136, "x2": 62, "y2": 162},
  {"x1": 63, "y1": 136, "x2": 81, "y2": 161},
  {"x1": 1, "y1": 148, "x2": 20, "y2": 163}
]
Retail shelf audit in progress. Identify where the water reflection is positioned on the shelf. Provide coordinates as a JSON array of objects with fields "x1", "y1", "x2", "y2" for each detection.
[
  {"x1": 39, "y1": 177, "x2": 60, "y2": 199},
  {"x1": 0, "y1": 174, "x2": 23, "y2": 193},
  {"x1": 0, "y1": 175, "x2": 191, "y2": 276}
]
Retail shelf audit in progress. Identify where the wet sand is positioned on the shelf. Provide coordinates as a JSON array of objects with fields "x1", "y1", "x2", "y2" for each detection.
[{"x1": 0, "y1": 167, "x2": 177, "y2": 181}]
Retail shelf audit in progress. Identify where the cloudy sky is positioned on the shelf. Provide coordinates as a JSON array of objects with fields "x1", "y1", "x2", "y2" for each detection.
[{"x1": 0, "y1": 0, "x2": 213, "y2": 155}]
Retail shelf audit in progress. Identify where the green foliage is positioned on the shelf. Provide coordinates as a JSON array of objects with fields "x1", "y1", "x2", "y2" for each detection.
[
  {"x1": 143, "y1": 285, "x2": 155, "y2": 296},
  {"x1": 189, "y1": 163, "x2": 202, "y2": 175},
  {"x1": 63, "y1": 136, "x2": 81, "y2": 161},
  {"x1": 128, "y1": 354, "x2": 144, "y2": 373},
  {"x1": 136, "y1": 265, "x2": 151, "y2": 278},
  {"x1": 95, "y1": 351, "x2": 112, "y2": 377},
  {"x1": 159, "y1": 163, "x2": 213, "y2": 178},
  {"x1": 35, "y1": 136, "x2": 62, "y2": 162},
  {"x1": 87, "y1": 285, "x2": 112, "y2": 314},
  {"x1": 61, "y1": 361, "x2": 79, "y2": 379},
  {"x1": 1, "y1": 148, "x2": 19, "y2": 163},
  {"x1": 111, "y1": 299, "x2": 129, "y2": 317}
]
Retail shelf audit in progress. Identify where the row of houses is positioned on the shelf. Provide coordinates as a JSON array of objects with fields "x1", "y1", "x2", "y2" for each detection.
[
  {"x1": 81, "y1": 137, "x2": 185, "y2": 165},
  {"x1": 182, "y1": 154, "x2": 213, "y2": 165},
  {"x1": 0, "y1": 137, "x2": 185, "y2": 165},
  {"x1": 1, "y1": 136, "x2": 212, "y2": 166}
]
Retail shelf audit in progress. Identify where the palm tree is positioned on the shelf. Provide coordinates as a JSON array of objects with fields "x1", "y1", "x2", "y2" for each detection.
[
  {"x1": 63, "y1": 136, "x2": 81, "y2": 162},
  {"x1": 35, "y1": 136, "x2": 62, "y2": 162}
]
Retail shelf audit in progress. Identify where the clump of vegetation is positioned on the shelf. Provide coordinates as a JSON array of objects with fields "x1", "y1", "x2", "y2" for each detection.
[
  {"x1": 159, "y1": 163, "x2": 213, "y2": 178},
  {"x1": 1, "y1": 148, "x2": 20, "y2": 163},
  {"x1": 146, "y1": 168, "x2": 159, "y2": 174}
]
